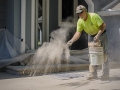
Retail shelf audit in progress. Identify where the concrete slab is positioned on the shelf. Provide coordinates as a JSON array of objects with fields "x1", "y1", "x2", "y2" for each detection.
[{"x1": 0, "y1": 68, "x2": 120, "y2": 90}]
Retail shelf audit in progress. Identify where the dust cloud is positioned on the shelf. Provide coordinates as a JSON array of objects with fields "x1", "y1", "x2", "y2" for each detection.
[{"x1": 24, "y1": 17, "x2": 75, "y2": 76}]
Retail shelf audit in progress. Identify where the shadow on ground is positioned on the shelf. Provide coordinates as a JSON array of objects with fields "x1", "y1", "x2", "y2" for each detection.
[
  {"x1": 59, "y1": 80, "x2": 89, "y2": 88},
  {"x1": 109, "y1": 76, "x2": 120, "y2": 81},
  {"x1": 0, "y1": 72, "x2": 24, "y2": 79}
]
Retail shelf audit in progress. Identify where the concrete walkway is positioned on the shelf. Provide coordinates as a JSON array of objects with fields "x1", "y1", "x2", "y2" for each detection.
[{"x1": 0, "y1": 68, "x2": 120, "y2": 90}]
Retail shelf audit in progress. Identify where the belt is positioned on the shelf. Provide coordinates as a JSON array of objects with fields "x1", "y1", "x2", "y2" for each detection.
[{"x1": 91, "y1": 30, "x2": 106, "y2": 37}]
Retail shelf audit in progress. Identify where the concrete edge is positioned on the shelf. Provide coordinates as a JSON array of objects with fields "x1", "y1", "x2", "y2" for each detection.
[{"x1": 5, "y1": 64, "x2": 89, "y2": 75}]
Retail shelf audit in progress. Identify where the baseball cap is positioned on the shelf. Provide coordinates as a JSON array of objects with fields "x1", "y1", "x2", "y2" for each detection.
[{"x1": 76, "y1": 5, "x2": 86, "y2": 14}]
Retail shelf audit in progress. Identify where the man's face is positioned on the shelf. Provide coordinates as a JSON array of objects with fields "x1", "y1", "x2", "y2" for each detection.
[{"x1": 78, "y1": 10, "x2": 86, "y2": 20}]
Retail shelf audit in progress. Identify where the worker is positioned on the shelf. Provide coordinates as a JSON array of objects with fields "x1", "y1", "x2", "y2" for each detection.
[{"x1": 67, "y1": 5, "x2": 109, "y2": 80}]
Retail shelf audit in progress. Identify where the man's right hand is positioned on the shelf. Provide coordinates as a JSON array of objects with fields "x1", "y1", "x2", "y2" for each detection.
[
  {"x1": 67, "y1": 32, "x2": 81, "y2": 46},
  {"x1": 67, "y1": 40, "x2": 73, "y2": 46}
]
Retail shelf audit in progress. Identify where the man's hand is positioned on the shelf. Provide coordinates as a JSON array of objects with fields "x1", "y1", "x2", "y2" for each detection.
[
  {"x1": 94, "y1": 22, "x2": 106, "y2": 42},
  {"x1": 94, "y1": 34, "x2": 99, "y2": 42},
  {"x1": 67, "y1": 31, "x2": 81, "y2": 46},
  {"x1": 67, "y1": 40, "x2": 73, "y2": 46}
]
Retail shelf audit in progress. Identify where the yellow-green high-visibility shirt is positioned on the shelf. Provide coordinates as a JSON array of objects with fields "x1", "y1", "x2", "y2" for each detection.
[{"x1": 77, "y1": 13, "x2": 104, "y2": 35}]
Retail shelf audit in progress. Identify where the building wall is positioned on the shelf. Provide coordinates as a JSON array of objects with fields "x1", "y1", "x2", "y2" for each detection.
[
  {"x1": 93, "y1": 0, "x2": 120, "y2": 61},
  {"x1": 26, "y1": 0, "x2": 32, "y2": 48},
  {"x1": 103, "y1": 16, "x2": 120, "y2": 61},
  {"x1": 2, "y1": 0, "x2": 120, "y2": 58},
  {"x1": 5, "y1": 0, "x2": 32, "y2": 49},
  {"x1": 5, "y1": 0, "x2": 14, "y2": 34},
  {"x1": 0, "y1": 0, "x2": 6, "y2": 29},
  {"x1": 93, "y1": 0, "x2": 113, "y2": 12},
  {"x1": 5, "y1": 0, "x2": 21, "y2": 37}
]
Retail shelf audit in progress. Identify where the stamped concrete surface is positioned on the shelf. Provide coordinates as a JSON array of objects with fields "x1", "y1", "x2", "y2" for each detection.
[{"x1": 0, "y1": 68, "x2": 120, "y2": 90}]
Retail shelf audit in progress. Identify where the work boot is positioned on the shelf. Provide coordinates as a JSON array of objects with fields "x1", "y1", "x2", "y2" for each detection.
[
  {"x1": 87, "y1": 73, "x2": 98, "y2": 80},
  {"x1": 88, "y1": 65, "x2": 98, "y2": 80}
]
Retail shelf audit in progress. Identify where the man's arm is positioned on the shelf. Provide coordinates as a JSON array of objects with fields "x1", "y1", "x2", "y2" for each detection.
[
  {"x1": 71, "y1": 31, "x2": 81, "y2": 43},
  {"x1": 67, "y1": 31, "x2": 81, "y2": 46},
  {"x1": 94, "y1": 22, "x2": 106, "y2": 41}
]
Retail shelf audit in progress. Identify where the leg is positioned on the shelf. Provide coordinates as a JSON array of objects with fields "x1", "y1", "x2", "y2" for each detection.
[
  {"x1": 87, "y1": 35, "x2": 98, "y2": 80},
  {"x1": 101, "y1": 54, "x2": 109, "y2": 80},
  {"x1": 99, "y1": 32, "x2": 109, "y2": 80},
  {"x1": 87, "y1": 65, "x2": 98, "y2": 80}
]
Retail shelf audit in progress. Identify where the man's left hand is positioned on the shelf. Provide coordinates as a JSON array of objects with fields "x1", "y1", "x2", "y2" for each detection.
[{"x1": 94, "y1": 34, "x2": 99, "y2": 42}]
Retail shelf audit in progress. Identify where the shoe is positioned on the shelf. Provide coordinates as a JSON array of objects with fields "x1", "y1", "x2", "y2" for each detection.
[
  {"x1": 101, "y1": 75, "x2": 109, "y2": 81},
  {"x1": 87, "y1": 75, "x2": 98, "y2": 80},
  {"x1": 87, "y1": 73, "x2": 98, "y2": 80}
]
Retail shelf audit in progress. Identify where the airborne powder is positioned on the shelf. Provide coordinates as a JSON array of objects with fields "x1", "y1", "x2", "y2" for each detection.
[{"x1": 24, "y1": 18, "x2": 75, "y2": 76}]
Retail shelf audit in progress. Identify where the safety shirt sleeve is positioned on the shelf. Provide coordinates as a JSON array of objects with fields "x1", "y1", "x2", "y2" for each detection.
[
  {"x1": 77, "y1": 19, "x2": 83, "y2": 32},
  {"x1": 94, "y1": 14, "x2": 104, "y2": 27}
]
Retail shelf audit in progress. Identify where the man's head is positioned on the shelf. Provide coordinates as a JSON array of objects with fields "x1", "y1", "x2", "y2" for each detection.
[
  {"x1": 76, "y1": 5, "x2": 87, "y2": 20},
  {"x1": 76, "y1": 5, "x2": 87, "y2": 14}
]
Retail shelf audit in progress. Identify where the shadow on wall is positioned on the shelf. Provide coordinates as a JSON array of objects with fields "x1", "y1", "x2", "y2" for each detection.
[{"x1": 103, "y1": 16, "x2": 120, "y2": 61}]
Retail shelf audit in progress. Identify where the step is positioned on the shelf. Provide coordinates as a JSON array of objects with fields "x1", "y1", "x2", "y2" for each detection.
[
  {"x1": 5, "y1": 64, "x2": 89, "y2": 76},
  {"x1": 5, "y1": 61, "x2": 120, "y2": 76}
]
